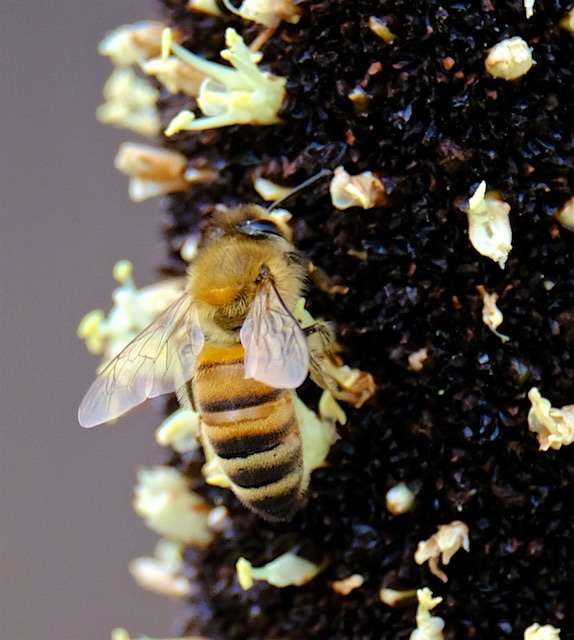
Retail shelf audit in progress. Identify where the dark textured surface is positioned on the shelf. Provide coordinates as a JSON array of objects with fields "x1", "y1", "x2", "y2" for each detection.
[{"x1": 156, "y1": 1, "x2": 574, "y2": 638}]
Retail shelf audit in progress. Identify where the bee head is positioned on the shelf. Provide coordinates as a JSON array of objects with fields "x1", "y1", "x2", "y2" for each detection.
[
  {"x1": 188, "y1": 213, "x2": 306, "y2": 336},
  {"x1": 202, "y1": 204, "x2": 293, "y2": 244}
]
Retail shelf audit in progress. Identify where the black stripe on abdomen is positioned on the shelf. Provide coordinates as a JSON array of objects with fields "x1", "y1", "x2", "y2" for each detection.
[
  {"x1": 250, "y1": 492, "x2": 303, "y2": 521},
  {"x1": 200, "y1": 388, "x2": 282, "y2": 413},
  {"x1": 230, "y1": 458, "x2": 299, "y2": 489},
  {"x1": 210, "y1": 416, "x2": 295, "y2": 459},
  {"x1": 196, "y1": 358, "x2": 243, "y2": 372}
]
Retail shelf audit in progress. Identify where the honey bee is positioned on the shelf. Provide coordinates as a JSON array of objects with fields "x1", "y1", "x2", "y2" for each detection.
[{"x1": 79, "y1": 204, "x2": 363, "y2": 520}]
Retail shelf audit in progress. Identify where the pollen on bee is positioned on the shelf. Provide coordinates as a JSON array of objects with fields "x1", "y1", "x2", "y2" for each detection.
[
  {"x1": 318, "y1": 390, "x2": 347, "y2": 426},
  {"x1": 201, "y1": 438, "x2": 231, "y2": 488},
  {"x1": 163, "y1": 28, "x2": 287, "y2": 134},
  {"x1": 293, "y1": 393, "x2": 339, "y2": 474}
]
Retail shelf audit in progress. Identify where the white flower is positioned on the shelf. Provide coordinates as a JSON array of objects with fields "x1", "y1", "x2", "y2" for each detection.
[
  {"x1": 561, "y1": 7, "x2": 574, "y2": 32},
  {"x1": 463, "y1": 181, "x2": 512, "y2": 269},
  {"x1": 98, "y1": 21, "x2": 166, "y2": 66},
  {"x1": 329, "y1": 166, "x2": 387, "y2": 210},
  {"x1": 408, "y1": 347, "x2": 429, "y2": 372},
  {"x1": 77, "y1": 260, "x2": 184, "y2": 365},
  {"x1": 295, "y1": 392, "x2": 340, "y2": 474},
  {"x1": 164, "y1": 28, "x2": 286, "y2": 134},
  {"x1": 476, "y1": 285, "x2": 510, "y2": 342},
  {"x1": 187, "y1": 0, "x2": 222, "y2": 16},
  {"x1": 528, "y1": 388, "x2": 574, "y2": 451},
  {"x1": 409, "y1": 588, "x2": 445, "y2": 640},
  {"x1": 112, "y1": 629, "x2": 207, "y2": 640},
  {"x1": 485, "y1": 37, "x2": 535, "y2": 81},
  {"x1": 368, "y1": 17, "x2": 397, "y2": 44},
  {"x1": 386, "y1": 482, "x2": 415, "y2": 515},
  {"x1": 524, "y1": 623, "x2": 561, "y2": 640},
  {"x1": 236, "y1": 553, "x2": 327, "y2": 590},
  {"x1": 331, "y1": 574, "x2": 364, "y2": 595},
  {"x1": 114, "y1": 142, "x2": 191, "y2": 202},
  {"x1": 155, "y1": 407, "x2": 201, "y2": 453},
  {"x1": 379, "y1": 588, "x2": 418, "y2": 606},
  {"x1": 129, "y1": 539, "x2": 192, "y2": 599},
  {"x1": 140, "y1": 56, "x2": 206, "y2": 96},
  {"x1": 554, "y1": 197, "x2": 574, "y2": 231},
  {"x1": 133, "y1": 466, "x2": 213, "y2": 546},
  {"x1": 252, "y1": 175, "x2": 292, "y2": 202},
  {"x1": 96, "y1": 68, "x2": 160, "y2": 137},
  {"x1": 222, "y1": 0, "x2": 301, "y2": 27},
  {"x1": 414, "y1": 521, "x2": 470, "y2": 583}
]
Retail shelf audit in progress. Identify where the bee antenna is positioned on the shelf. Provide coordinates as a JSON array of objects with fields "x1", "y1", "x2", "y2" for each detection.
[
  {"x1": 267, "y1": 169, "x2": 332, "y2": 213},
  {"x1": 220, "y1": 0, "x2": 244, "y2": 18}
]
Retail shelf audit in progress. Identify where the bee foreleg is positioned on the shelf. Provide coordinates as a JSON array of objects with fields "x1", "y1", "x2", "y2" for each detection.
[{"x1": 305, "y1": 321, "x2": 375, "y2": 408}]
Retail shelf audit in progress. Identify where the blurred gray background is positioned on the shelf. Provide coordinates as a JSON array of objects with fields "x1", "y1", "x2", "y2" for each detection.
[{"x1": 1, "y1": 1, "x2": 186, "y2": 638}]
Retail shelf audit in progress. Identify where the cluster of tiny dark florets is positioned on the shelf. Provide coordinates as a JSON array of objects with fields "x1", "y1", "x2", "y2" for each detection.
[{"x1": 156, "y1": 1, "x2": 574, "y2": 638}]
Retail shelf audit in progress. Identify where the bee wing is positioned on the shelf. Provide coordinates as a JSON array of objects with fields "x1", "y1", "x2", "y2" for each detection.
[
  {"x1": 240, "y1": 280, "x2": 310, "y2": 389},
  {"x1": 78, "y1": 294, "x2": 204, "y2": 428}
]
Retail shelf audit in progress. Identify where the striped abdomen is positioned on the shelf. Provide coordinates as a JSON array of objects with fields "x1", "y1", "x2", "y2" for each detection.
[{"x1": 192, "y1": 343, "x2": 307, "y2": 521}]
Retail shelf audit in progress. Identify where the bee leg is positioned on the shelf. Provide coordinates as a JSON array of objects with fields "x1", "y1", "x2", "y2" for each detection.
[
  {"x1": 304, "y1": 321, "x2": 375, "y2": 408},
  {"x1": 176, "y1": 378, "x2": 198, "y2": 412}
]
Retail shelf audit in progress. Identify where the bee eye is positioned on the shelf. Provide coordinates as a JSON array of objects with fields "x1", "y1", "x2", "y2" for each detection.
[{"x1": 237, "y1": 219, "x2": 283, "y2": 238}]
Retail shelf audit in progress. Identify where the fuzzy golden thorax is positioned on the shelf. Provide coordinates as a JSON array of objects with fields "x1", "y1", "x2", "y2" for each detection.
[{"x1": 187, "y1": 232, "x2": 306, "y2": 342}]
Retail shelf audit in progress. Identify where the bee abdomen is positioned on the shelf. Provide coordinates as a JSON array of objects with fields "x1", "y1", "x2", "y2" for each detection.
[
  {"x1": 208, "y1": 418, "x2": 306, "y2": 521},
  {"x1": 195, "y1": 347, "x2": 307, "y2": 520}
]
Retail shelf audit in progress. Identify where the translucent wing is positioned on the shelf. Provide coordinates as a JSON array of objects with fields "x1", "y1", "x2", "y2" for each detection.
[
  {"x1": 240, "y1": 280, "x2": 310, "y2": 388},
  {"x1": 78, "y1": 294, "x2": 204, "y2": 428}
]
